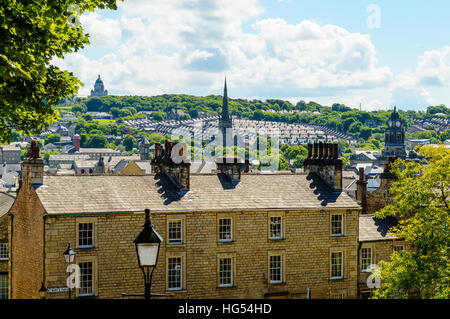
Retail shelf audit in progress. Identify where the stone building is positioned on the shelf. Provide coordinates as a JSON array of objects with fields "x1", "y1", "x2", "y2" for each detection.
[
  {"x1": 1, "y1": 140, "x2": 409, "y2": 299},
  {"x1": 357, "y1": 215, "x2": 405, "y2": 298},
  {"x1": 383, "y1": 107, "x2": 406, "y2": 159},
  {"x1": 0, "y1": 144, "x2": 21, "y2": 164},
  {"x1": 6, "y1": 141, "x2": 366, "y2": 299},
  {"x1": 90, "y1": 75, "x2": 108, "y2": 97},
  {"x1": 0, "y1": 192, "x2": 15, "y2": 299}
]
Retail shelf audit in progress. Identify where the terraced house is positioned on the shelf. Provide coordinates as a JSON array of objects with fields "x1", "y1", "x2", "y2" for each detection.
[{"x1": 2, "y1": 141, "x2": 404, "y2": 299}]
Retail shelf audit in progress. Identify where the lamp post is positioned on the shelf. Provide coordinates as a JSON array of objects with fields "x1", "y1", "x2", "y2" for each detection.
[
  {"x1": 38, "y1": 282, "x2": 47, "y2": 299},
  {"x1": 134, "y1": 208, "x2": 163, "y2": 300},
  {"x1": 63, "y1": 242, "x2": 76, "y2": 299}
]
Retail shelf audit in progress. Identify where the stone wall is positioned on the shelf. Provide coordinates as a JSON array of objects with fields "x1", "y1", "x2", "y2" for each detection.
[
  {"x1": 357, "y1": 239, "x2": 406, "y2": 297},
  {"x1": 9, "y1": 184, "x2": 45, "y2": 299},
  {"x1": 42, "y1": 208, "x2": 360, "y2": 299},
  {"x1": 0, "y1": 214, "x2": 8, "y2": 273},
  {"x1": 366, "y1": 178, "x2": 395, "y2": 215}
]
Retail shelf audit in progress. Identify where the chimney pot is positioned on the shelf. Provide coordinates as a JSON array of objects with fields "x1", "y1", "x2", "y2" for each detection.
[
  {"x1": 313, "y1": 143, "x2": 319, "y2": 158},
  {"x1": 318, "y1": 142, "x2": 324, "y2": 159},
  {"x1": 307, "y1": 144, "x2": 313, "y2": 159},
  {"x1": 324, "y1": 143, "x2": 329, "y2": 159},
  {"x1": 359, "y1": 167, "x2": 365, "y2": 181}
]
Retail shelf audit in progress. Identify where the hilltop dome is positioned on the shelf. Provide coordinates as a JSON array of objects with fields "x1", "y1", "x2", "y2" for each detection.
[{"x1": 90, "y1": 74, "x2": 108, "y2": 97}]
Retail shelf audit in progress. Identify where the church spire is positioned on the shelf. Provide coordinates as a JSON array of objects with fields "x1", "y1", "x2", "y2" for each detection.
[{"x1": 222, "y1": 77, "x2": 229, "y2": 122}]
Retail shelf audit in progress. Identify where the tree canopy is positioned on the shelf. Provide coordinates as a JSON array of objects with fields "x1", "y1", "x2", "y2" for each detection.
[
  {"x1": 0, "y1": 0, "x2": 119, "y2": 143},
  {"x1": 373, "y1": 145, "x2": 450, "y2": 299}
]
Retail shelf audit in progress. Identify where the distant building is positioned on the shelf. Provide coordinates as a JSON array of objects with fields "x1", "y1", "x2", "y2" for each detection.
[
  {"x1": 0, "y1": 144, "x2": 21, "y2": 164},
  {"x1": 405, "y1": 138, "x2": 431, "y2": 150},
  {"x1": 90, "y1": 75, "x2": 108, "y2": 97},
  {"x1": 384, "y1": 107, "x2": 406, "y2": 159}
]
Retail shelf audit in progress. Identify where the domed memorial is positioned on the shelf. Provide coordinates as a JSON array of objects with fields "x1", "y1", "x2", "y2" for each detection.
[{"x1": 90, "y1": 74, "x2": 108, "y2": 97}]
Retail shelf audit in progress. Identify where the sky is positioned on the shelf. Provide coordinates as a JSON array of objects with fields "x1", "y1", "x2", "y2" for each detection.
[{"x1": 53, "y1": 0, "x2": 450, "y2": 111}]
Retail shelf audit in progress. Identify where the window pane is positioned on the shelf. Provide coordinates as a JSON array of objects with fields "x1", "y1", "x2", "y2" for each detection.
[
  {"x1": 270, "y1": 217, "x2": 282, "y2": 239},
  {"x1": 168, "y1": 257, "x2": 182, "y2": 290},
  {"x1": 79, "y1": 262, "x2": 93, "y2": 296},
  {"x1": 219, "y1": 219, "x2": 232, "y2": 241},
  {"x1": 169, "y1": 221, "x2": 182, "y2": 243},
  {"x1": 79, "y1": 223, "x2": 94, "y2": 247},
  {"x1": 331, "y1": 215, "x2": 343, "y2": 236},
  {"x1": 270, "y1": 255, "x2": 282, "y2": 283},
  {"x1": 0, "y1": 275, "x2": 8, "y2": 299},
  {"x1": 0, "y1": 243, "x2": 8, "y2": 260},
  {"x1": 361, "y1": 248, "x2": 372, "y2": 271},
  {"x1": 394, "y1": 245, "x2": 404, "y2": 252},
  {"x1": 331, "y1": 252, "x2": 343, "y2": 279},
  {"x1": 219, "y1": 258, "x2": 233, "y2": 287}
]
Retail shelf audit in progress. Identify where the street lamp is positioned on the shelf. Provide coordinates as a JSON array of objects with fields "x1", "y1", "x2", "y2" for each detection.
[
  {"x1": 134, "y1": 208, "x2": 163, "y2": 300},
  {"x1": 63, "y1": 242, "x2": 76, "y2": 299}
]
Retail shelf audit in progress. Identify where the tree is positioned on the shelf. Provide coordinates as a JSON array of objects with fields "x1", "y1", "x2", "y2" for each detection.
[
  {"x1": 373, "y1": 145, "x2": 450, "y2": 299},
  {"x1": 44, "y1": 133, "x2": 61, "y2": 145},
  {"x1": 0, "y1": 0, "x2": 119, "y2": 143},
  {"x1": 85, "y1": 133, "x2": 106, "y2": 148},
  {"x1": 123, "y1": 134, "x2": 136, "y2": 151}
]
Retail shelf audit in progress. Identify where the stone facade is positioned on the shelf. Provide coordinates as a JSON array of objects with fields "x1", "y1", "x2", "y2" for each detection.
[
  {"x1": 0, "y1": 214, "x2": 8, "y2": 274},
  {"x1": 5, "y1": 140, "x2": 405, "y2": 299},
  {"x1": 358, "y1": 239, "x2": 406, "y2": 298},
  {"x1": 26, "y1": 208, "x2": 360, "y2": 299}
]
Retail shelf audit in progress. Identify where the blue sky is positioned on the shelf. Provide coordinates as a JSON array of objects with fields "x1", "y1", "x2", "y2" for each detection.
[{"x1": 54, "y1": 0, "x2": 450, "y2": 111}]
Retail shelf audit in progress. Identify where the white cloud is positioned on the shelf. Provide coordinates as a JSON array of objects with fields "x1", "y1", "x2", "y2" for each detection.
[
  {"x1": 80, "y1": 12, "x2": 122, "y2": 48},
  {"x1": 54, "y1": 0, "x2": 392, "y2": 98},
  {"x1": 387, "y1": 46, "x2": 450, "y2": 110}
]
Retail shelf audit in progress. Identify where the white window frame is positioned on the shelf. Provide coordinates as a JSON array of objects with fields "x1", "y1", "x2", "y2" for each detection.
[
  {"x1": 0, "y1": 243, "x2": 8, "y2": 261},
  {"x1": 78, "y1": 223, "x2": 94, "y2": 249},
  {"x1": 78, "y1": 261, "x2": 94, "y2": 297},
  {"x1": 168, "y1": 219, "x2": 183, "y2": 245},
  {"x1": 219, "y1": 218, "x2": 233, "y2": 243},
  {"x1": 219, "y1": 257, "x2": 233, "y2": 288},
  {"x1": 361, "y1": 247, "x2": 372, "y2": 273},
  {"x1": 269, "y1": 254, "x2": 283, "y2": 284},
  {"x1": 269, "y1": 216, "x2": 283, "y2": 240},
  {"x1": 331, "y1": 214, "x2": 344, "y2": 237},
  {"x1": 331, "y1": 251, "x2": 344, "y2": 280},
  {"x1": 167, "y1": 257, "x2": 183, "y2": 291}
]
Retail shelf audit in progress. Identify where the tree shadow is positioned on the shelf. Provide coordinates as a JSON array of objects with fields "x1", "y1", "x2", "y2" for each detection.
[{"x1": 373, "y1": 216, "x2": 398, "y2": 237}]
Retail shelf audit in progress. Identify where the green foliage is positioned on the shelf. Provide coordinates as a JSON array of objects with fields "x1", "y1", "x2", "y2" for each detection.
[
  {"x1": 373, "y1": 145, "x2": 450, "y2": 299},
  {"x1": 123, "y1": 134, "x2": 136, "y2": 151},
  {"x1": 41, "y1": 150, "x2": 60, "y2": 164},
  {"x1": 439, "y1": 129, "x2": 450, "y2": 142},
  {"x1": 44, "y1": 133, "x2": 61, "y2": 145},
  {"x1": 0, "y1": 0, "x2": 120, "y2": 143}
]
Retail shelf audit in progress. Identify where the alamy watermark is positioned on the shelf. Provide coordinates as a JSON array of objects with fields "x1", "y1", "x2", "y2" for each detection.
[{"x1": 367, "y1": 4, "x2": 381, "y2": 29}]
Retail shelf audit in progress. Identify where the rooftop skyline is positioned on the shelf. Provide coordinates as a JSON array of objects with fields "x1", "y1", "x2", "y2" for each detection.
[{"x1": 53, "y1": 0, "x2": 450, "y2": 111}]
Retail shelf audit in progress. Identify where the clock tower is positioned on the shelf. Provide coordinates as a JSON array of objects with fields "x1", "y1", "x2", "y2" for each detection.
[{"x1": 384, "y1": 106, "x2": 406, "y2": 158}]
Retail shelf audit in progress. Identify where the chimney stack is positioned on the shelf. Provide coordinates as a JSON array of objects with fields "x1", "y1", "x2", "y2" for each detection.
[
  {"x1": 73, "y1": 134, "x2": 80, "y2": 152},
  {"x1": 215, "y1": 157, "x2": 242, "y2": 185},
  {"x1": 244, "y1": 159, "x2": 250, "y2": 173},
  {"x1": 151, "y1": 140, "x2": 191, "y2": 194},
  {"x1": 303, "y1": 142, "x2": 343, "y2": 191},
  {"x1": 356, "y1": 167, "x2": 368, "y2": 214},
  {"x1": 22, "y1": 140, "x2": 44, "y2": 187}
]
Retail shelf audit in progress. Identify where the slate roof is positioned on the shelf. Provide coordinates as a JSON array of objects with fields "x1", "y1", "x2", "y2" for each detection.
[
  {"x1": 34, "y1": 173, "x2": 360, "y2": 215},
  {"x1": 0, "y1": 192, "x2": 16, "y2": 218},
  {"x1": 359, "y1": 215, "x2": 398, "y2": 242}
]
